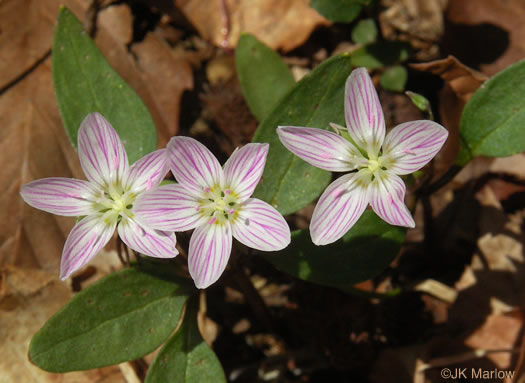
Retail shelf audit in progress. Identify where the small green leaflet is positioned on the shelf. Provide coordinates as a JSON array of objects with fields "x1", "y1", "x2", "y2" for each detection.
[{"x1": 145, "y1": 298, "x2": 227, "y2": 383}]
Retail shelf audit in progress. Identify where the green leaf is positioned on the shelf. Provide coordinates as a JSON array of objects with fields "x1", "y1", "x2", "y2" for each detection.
[
  {"x1": 350, "y1": 41, "x2": 412, "y2": 69},
  {"x1": 351, "y1": 19, "x2": 378, "y2": 45},
  {"x1": 405, "y1": 91, "x2": 431, "y2": 113},
  {"x1": 145, "y1": 298, "x2": 226, "y2": 383},
  {"x1": 457, "y1": 59, "x2": 525, "y2": 166},
  {"x1": 380, "y1": 66, "x2": 408, "y2": 92},
  {"x1": 29, "y1": 266, "x2": 192, "y2": 372},
  {"x1": 310, "y1": 0, "x2": 369, "y2": 23},
  {"x1": 252, "y1": 54, "x2": 352, "y2": 215},
  {"x1": 262, "y1": 211, "x2": 405, "y2": 290},
  {"x1": 236, "y1": 34, "x2": 296, "y2": 122},
  {"x1": 53, "y1": 7, "x2": 157, "y2": 163}
]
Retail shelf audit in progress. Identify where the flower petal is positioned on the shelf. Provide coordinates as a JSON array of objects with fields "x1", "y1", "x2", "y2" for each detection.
[
  {"x1": 310, "y1": 173, "x2": 369, "y2": 245},
  {"x1": 344, "y1": 68, "x2": 385, "y2": 154},
  {"x1": 232, "y1": 198, "x2": 291, "y2": 251},
  {"x1": 167, "y1": 136, "x2": 223, "y2": 195},
  {"x1": 382, "y1": 120, "x2": 448, "y2": 175},
  {"x1": 223, "y1": 143, "x2": 268, "y2": 201},
  {"x1": 277, "y1": 126, "x2": 364, "y2": 172},
  {"x1": 60, "y1": 215, "x2": 115, "y2": 280},
  {"x1": 368, "y1": 172, "x2": 414, "y2": 228},
  {"x1": 188, "y1": 223, "x2": 232, "y2": 289},
  {"x1": 133, "y1": 184, "x2": 206, "y2": 231},
  {"x1": 118, "y1": 217, "x2": 178, "y2": 258},
  {"x1": 124, "y1": 149, "x2": 169, "y2": 193},
  {"x1": 78, "y1": 113, "x2": 129, "y2": 187},
  {"x1": 20, "y1": 177, "x2": 99, "y2": 216}
]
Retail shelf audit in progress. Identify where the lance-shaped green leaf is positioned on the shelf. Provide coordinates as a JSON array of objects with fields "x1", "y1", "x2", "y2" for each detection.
[
  {"x1": 29, "y1": 266, "x2": 192, "y2": 372},
  {"x1": 145, "y1": 298, "x2": 226, "y2": 383},
  {"x1": 236, "y1": 34, "x2": 296, "y2": 122},
  {"x1": 53, "y1": 7, "x2": 157, "y2": 163},
  {"x1": 350, "y1": 41, "x2": 412, "y2": 69},
  {"x1": 310, "y1": 0, "x2": 370, "y2": 23},
  {"x1": 262, "y1": 211, "x2": 405, "y2": 290},
  {"x1": 252, "y1": 54, "x2": 352, "y2": 215},
  {"x1": 457, "y1": 59, "x2": 525, "y2": 166}
]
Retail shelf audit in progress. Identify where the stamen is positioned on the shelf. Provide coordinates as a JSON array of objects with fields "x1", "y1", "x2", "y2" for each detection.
[
  {"x1": 227, "y1": 209, "x2": 235, "y2": 214},
  {"x1": 208, "y1": 217, "x2": 217, "y2": 224},
  {"x1": 204, "y1": 187, "x2": 211, "y2": 193},
  {"x1": 225, "y1": 189, "x2": 231, "y2": 195}
]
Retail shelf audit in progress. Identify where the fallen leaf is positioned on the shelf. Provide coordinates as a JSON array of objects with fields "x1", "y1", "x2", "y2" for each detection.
[
  {"x1": 0, "y1": 58, "x2": 83, "y2": 271},
  {"x1": 131, "y1": 32, "x2": 194, "y2": 146},
  {"x1": 411, "y1": 56, "x2": 487, "y2": 103},
  {"x1": 445, "y1": 0, "x2": 525, "y2": 76},
  {"x1": 0, "y1": 265, "x2": 124, "y2": 382},
  {"x1": 0, "y1": 0, "x2": 89, "y2": 90},
  {"x1": 174, "y1": 0, "x2": 330, "y2": 51},
  {"x1": 379, "y1": 0, "x2": 448, "y2": 60},
  {"x1": 464, "y1": 312, "x2": 523, "y2": 372},
  {"x1": 411, "y1": 56, "x2": 488, "y2": 173}
]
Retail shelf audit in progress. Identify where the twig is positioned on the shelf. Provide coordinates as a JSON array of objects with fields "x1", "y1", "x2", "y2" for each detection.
[
  {"x1": 229, "y1": 252, "x2": 275, "y2": 332},
  {"x1": 218, "y1": 0, "x2": 231, "y2": 50},
  {"x1": 419, "y1": 164, "x2": 462, "y2": 196}
]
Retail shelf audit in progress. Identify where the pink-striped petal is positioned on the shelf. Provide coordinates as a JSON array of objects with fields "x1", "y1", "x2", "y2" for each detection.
[
  {"x1": 223, "y1": 143, "x2": 268, "y2": 201},
  {"x1": 118, "y1": 217, "x2": 178, "y2": 259},
  {"x1": 188, "y1": 223, "x2": 232, "y2": 289},
  {"x1": 124, "y1": 149, "x2": 169, "y2": 193},
  {"x1": 78, "y1": 113, "x2": 129, "y2": 187},
  {"x1": 368, "y1": 172, "x2": 415, "y2": 228},
  {"x1": 232, "y1": 198, "x2": 291, "y2": 251},
  {"x1": 310, "y1": 173, "x2": 369, "y2": 245},
  {"x1": 167, "y1": 136, "x2": 223, "y2": 195},
  {"x1": 133, "y1": 184, "x2": 206, "y2": 231},
  {"x1": 277, "y1": 126, "x2": 364, "y2": 172},
  {"x1": 382, "y1": 120, "x2": 448, "y2": 175},
  {"x1": 344, "y1": 68, "x2": 385, "y2": 154},
  {"x1": 20, "y1": 177, "x2": 99, "y2": 217},
  {"x1": 60, "y1": 215, "x2": 115, "y2": 279}
]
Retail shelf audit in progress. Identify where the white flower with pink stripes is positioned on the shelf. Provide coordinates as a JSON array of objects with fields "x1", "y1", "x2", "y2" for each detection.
[
  {"x1": 277, "y1": 67, "x2": 448, "y2": 246},
  {"x1": 20, "y1": 113, "x2": 177, "y2": 279},
  {"x1": 133, "y1": 137, "x2": 291, "y2": 289}
]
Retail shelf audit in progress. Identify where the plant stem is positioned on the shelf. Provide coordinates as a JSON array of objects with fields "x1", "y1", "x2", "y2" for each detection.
[
  {"x1": 419, "y1": 164, "x2": 462, "y2": 196},
  {"x1": 229, "y1": 254, "x2": 275, "y2": 332}
]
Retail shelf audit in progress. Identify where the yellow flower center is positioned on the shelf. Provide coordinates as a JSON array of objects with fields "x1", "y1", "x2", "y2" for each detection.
[{"x1": 198, "y1": 186, "x2": 241, "y2": 225}]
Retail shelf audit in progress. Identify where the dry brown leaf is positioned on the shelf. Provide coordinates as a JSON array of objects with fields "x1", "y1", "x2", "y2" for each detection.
[
  {"x1": 411, "y1": 56, "x2": 488, "y2": 103},
  {"x1": 446, "y1": 0, "x2": 525, "y2": 76},
  {"x1": 97, "y1": 3, "x2": 133, "y2": 46},
  {"x1": 0, "y1": 58, "x2": 84, "y2": 271},
  {"x1": 131, "y1": 32, "x2": 194, "y2": 146},
  {"x1": 174, "y1": 0, "x2": 329, "y2": 51},
  {"x1": 464, "y1": 312, "x2": 523, "y2": 373},
  {"x1": 0, "y1": 265, "x2": 125, "y2": 382},
  {"x1": 412, "y1": 56, "x2": 488, "y2": 174},
  {"x1": 379, "y1": 0, "x2": 448, "y2": 60},
  {"x1": 0, "y1": 0, "x2": 90, "y2": 90}
]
